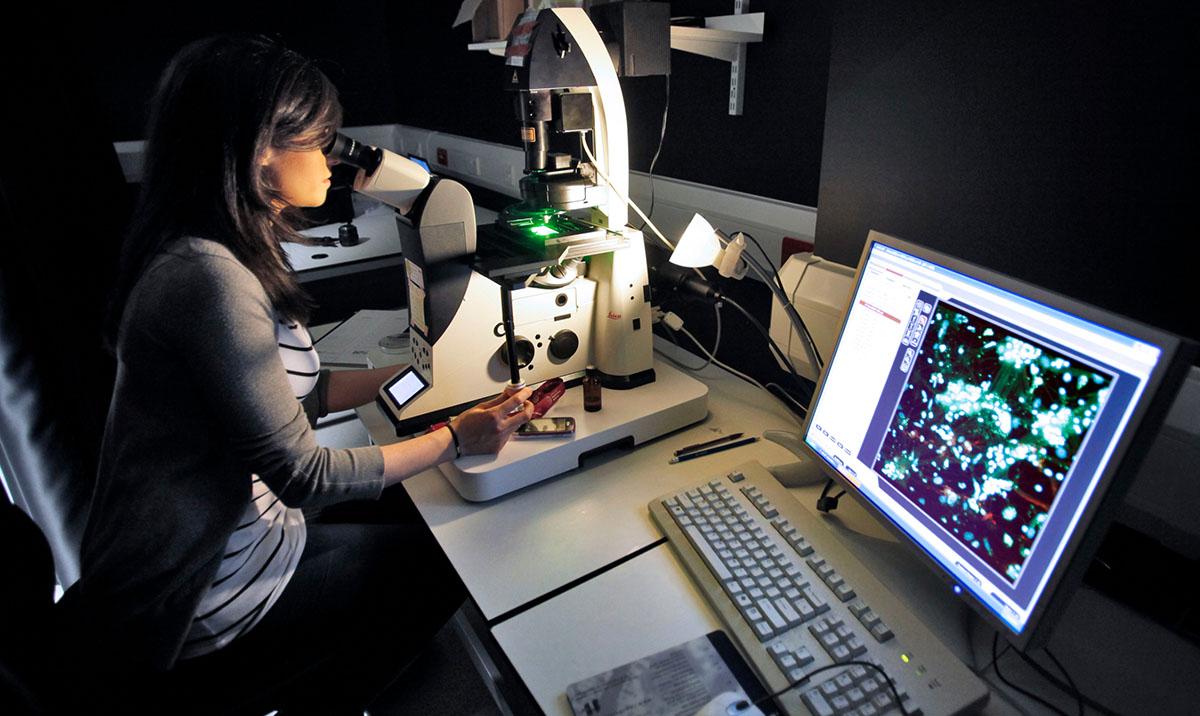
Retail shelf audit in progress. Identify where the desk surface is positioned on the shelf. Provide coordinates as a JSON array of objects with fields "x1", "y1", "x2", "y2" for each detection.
[{"x1": 360, "y1": 339, "x2": 799, "y2": 620}]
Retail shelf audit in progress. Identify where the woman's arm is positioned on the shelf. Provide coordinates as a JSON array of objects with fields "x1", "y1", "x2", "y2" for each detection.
[
  {"x1": 325, "y1": 365, "x2": 404, "y2": 412},
  {"x1": 380, "y1": 386, "x2": 533, "y2": 487}
]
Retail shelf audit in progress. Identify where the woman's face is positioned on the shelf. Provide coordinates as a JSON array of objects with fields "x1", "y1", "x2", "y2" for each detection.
[{"x1": 262, "y1": 145, "x2": 334, "y2": 209}]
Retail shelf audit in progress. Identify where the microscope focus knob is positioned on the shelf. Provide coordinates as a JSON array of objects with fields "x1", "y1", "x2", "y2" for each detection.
[
  {"x1": 548, "y1": 330, "x2": 579, "y2": 362},
  {"x1": 498, "y1": 337, "x2": 535, "y2": 368}
]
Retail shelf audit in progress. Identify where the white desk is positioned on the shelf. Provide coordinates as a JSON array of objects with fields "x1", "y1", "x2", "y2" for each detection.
[
  {"x1": 358, "y1": 339, "x2": 799, "y2": 620},
  {"x1": 285, "y1": 202, "x2": 405, "y2": 281},
  {"x1": 490, "y1": 472, "x2": 979, "y2": 715}
]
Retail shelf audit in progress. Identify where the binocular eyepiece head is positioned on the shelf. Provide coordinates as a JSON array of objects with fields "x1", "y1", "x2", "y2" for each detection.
[{"x1": 323, "y1": 133, "x2": 383, "y2": 175}]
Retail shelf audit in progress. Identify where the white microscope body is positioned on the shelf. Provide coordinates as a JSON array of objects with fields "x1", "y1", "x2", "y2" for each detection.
[{"x1": 355, "y1": 6, "x2": 708, "y2": 500}]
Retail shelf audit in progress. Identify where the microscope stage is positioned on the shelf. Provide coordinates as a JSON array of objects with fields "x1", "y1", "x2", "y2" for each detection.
[{"x1": 438, "y1": 359, "x2": 709, "y2": 501}]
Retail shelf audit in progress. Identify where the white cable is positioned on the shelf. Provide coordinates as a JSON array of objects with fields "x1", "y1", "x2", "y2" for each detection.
[
  {"x1": 579, "y1": 136, "x2": 674, "y2": 251},
  {"x1": 665, "y1": 305, "x2": 721, "y2": 373},
  {"x1": 663, "y1": 324, "x2": 803, "y2": 427}
]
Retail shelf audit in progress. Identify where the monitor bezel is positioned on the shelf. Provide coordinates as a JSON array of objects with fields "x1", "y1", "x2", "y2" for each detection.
[{"x1": 798, "y1": 229, "x2": 1195, "y2": 650}]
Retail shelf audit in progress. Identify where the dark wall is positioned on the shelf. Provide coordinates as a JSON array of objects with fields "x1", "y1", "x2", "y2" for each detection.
[
  {"x1": 378, "y1": 1, "x2": 830, "y2": 207},
  {"x1": 815, "y1": 1, "x2": 1198, "y2": 344},
  {"x1": 90, "y1": 2, "x2": 830, "y2": 209},
  {"x1": 91, "y1": 1, "x2": 403, "y2": 140}
]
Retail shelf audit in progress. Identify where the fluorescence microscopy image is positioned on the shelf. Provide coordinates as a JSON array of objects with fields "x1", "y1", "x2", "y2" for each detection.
[{"x1": 873, "y1": 303, "x2": 1114, "y2": 584}]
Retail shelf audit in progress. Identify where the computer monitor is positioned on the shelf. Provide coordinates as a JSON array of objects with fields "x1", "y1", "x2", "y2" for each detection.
[{"x1": 801, "y1": 230, "x2": 1195, "y2": 650}]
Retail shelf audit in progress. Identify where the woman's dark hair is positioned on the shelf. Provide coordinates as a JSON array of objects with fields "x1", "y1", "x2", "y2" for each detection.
[{"x1": 106, "y1": 34, "x2": 342, "y2": 346}]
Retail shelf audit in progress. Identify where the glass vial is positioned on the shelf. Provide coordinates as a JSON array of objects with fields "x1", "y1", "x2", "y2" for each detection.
[{"x1": 583, "y1": 365, "x2": 602, "y2": 412}]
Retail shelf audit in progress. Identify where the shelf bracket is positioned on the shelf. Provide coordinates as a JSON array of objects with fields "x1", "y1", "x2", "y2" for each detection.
[{"x1": 669, "y1": 2, "x2": 764, "y2": 115}]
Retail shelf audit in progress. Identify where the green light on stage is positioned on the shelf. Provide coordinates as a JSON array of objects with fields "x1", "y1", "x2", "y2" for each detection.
[{"x1": 529, "y1": 225, "x2": 558, "y2": 237}]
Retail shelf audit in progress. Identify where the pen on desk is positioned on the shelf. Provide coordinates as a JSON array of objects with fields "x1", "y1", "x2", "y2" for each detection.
[
  {"x1": 673, "y1": 432, "x2": 745, "y2": 457},
  {"x1": 669, "y1": 436, "x2": 758, "y2": 463}
]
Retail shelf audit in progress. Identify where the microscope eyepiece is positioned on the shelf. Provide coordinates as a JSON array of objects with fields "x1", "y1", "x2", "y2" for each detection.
[{"x1": 324, "y1": 133, "x2": 383, "y2": 175}]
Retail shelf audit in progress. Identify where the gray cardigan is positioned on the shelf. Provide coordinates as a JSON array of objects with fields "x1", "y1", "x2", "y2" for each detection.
[{"x1": 64, "y1": 238, "x2": 385, "y2": 672}]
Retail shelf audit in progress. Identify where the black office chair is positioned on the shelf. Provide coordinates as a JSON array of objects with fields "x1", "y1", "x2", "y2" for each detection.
[
  {"x1": 0, "y1": 501, "x2": 59, "y2": 712},
  {"x1": 0, "y1": 30, "x2": 132, "y2": 714}
]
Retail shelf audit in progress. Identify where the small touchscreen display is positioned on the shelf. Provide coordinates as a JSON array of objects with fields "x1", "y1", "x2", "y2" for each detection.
[{"x1": 383, "y1": 367, "x2": 429, "y2": 411}]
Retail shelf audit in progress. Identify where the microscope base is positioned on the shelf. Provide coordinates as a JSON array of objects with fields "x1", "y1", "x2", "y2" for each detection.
[{"x1": 439, "y1": 360, "x2": 709, "y2": 501}]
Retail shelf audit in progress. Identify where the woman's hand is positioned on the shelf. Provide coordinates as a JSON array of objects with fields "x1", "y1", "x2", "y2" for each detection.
[{"x1": 449, "y1": 386, "x2": 534, "y2": 455}]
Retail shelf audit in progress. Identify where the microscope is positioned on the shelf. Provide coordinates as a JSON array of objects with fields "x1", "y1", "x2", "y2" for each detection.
[{"x1": 337, "y1": 3, "x2": 708, "y2": 501}]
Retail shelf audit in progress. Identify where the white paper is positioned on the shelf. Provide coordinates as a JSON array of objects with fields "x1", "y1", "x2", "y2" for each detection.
[{"x1": 315, "y1": 309, "x2": 410, "y2": 368}]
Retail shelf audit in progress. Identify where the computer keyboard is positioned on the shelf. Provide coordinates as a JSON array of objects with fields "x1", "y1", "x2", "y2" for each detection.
[{"x1": 650, "y1": 461, "x2": 990, "y2": 716}]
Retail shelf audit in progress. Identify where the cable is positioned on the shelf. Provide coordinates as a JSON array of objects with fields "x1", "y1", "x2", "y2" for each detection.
[
  {"x1": 578, "y1": 134, "x2": 673, "y2": 252},
  {"x1": 739, "y1": 231, "x2": 824, "y2": 370},
  {"x1": 973, "y1": 641, "x2": 1011, "y2": 676},
  {"x1": 765, "y1": 382, "x2": 807, "y2": 418},
  {"x1": 1042, "y1": 648, "x2": 1084, "y2": 716},
  {"x1": 991, "y1": 633, "x2": 1069, "y2": 716},
  {"x1": 719, "y1": 295, "x2": 809, "y2": 394},
  {"x1": 741, "y1": 660, "x2": 909, "y2": 716},
  {"x1": 637, "y1": 74, "x2": 670, "y2": 233},
  {"x1": 1015, "y1": 649, "x2": 1083, "y2": 716},
  {"x1": 659, "y1": 321, "x2": 803, "y2": 427},
  {"x1": 726, "y1": 233, "x2": 825, "y2": 372},
  {"x1": 661, "y1": 303, "x2": 722, "y2": 373},
  {"x1": 1013, "y1": 647, "x2": 1119, "y2": 716}
]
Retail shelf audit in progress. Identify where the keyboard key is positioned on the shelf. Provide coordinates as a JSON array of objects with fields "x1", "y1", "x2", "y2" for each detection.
[
  {"x1": 803, "y1": 690, "x2": 836, "y2": 716},
  {"x1": 870, "y1": 622, "x2": 895, "y2": 642},
  {"x1": 757, "y1": 599, "x2": 788, "y2": 631},
  {"x1": 753, "y1": 621, "x2": 773, "y2": 640},
  {"x1": 728, "y1": 471, "x2": 745, "y2": 482},
  {"x1": 795, "y1": 645, "x2": 815, "y2": 666},
  {"x1": 774, "y1": 597, "x2": 801, "y2": 625},
  {"x1": 683, "y1": 526, "x2": 732, "y2": 581}
]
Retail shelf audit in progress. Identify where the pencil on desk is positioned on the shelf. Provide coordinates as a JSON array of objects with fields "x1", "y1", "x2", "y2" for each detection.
[{"x1": 669, "y1": 436, "x2": 758, "y2": 463}]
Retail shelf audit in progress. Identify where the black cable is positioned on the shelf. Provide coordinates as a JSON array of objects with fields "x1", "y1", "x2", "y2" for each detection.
[
  {"x1": 973, "y1": 641, "x2": 1011, "y2": 676},
  {"x1": 1012, "y1": 649, "x2": 1083, "y2": 716},
  {"x1": 737, "y1": 230, "x2": 788, "y2": 295},
  {"x1": 991, "y1": 633, "x2": 1070, "y2": 716},
  {"x1": 736, "y1": 231, "x2": 825, "y2": 370},
  {"x1": 816, "y1": 478, "x2": 846, "y2": 513},
  {"x1": 718, "y1": 295, "x2": 809, "y2": 394},
  {"x1": 740, "y1": 660, "x2": 909, "y2": 716},
  {"x1": 1042, "y1": 648, "x2": 1084, "y2": 716},
  {"x1": 765, "y1": 382, "x2": 808, "y2": 418},
  {"x1": 737, "y1": 249, "x2": 825, "y2": 378},
  {"x1": 1014, "y1": 647, "x2": 1120, "y2": 716},
  {"x1": 637, "y1": 74, "x2": 670, "y2": 232}
]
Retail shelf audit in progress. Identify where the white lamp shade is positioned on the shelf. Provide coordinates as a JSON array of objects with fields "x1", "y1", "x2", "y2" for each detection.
[{"x1": 670, "y1": 213, "x2": 722, "y2": 268}]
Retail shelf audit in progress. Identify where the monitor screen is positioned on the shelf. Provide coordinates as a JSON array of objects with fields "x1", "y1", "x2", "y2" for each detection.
[{"x1": 802, "y1": 232, "x2": 1180, "y2": 645}]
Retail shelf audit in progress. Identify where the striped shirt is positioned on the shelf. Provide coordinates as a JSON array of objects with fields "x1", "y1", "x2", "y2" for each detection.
[{"x1": 180, "y1": 319, "x2": 317, "y2": 658}]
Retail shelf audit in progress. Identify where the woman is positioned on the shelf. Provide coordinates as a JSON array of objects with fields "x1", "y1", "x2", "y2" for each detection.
[{"x1": 58, "y1": 34, "x2": 532, "y2": 713}]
